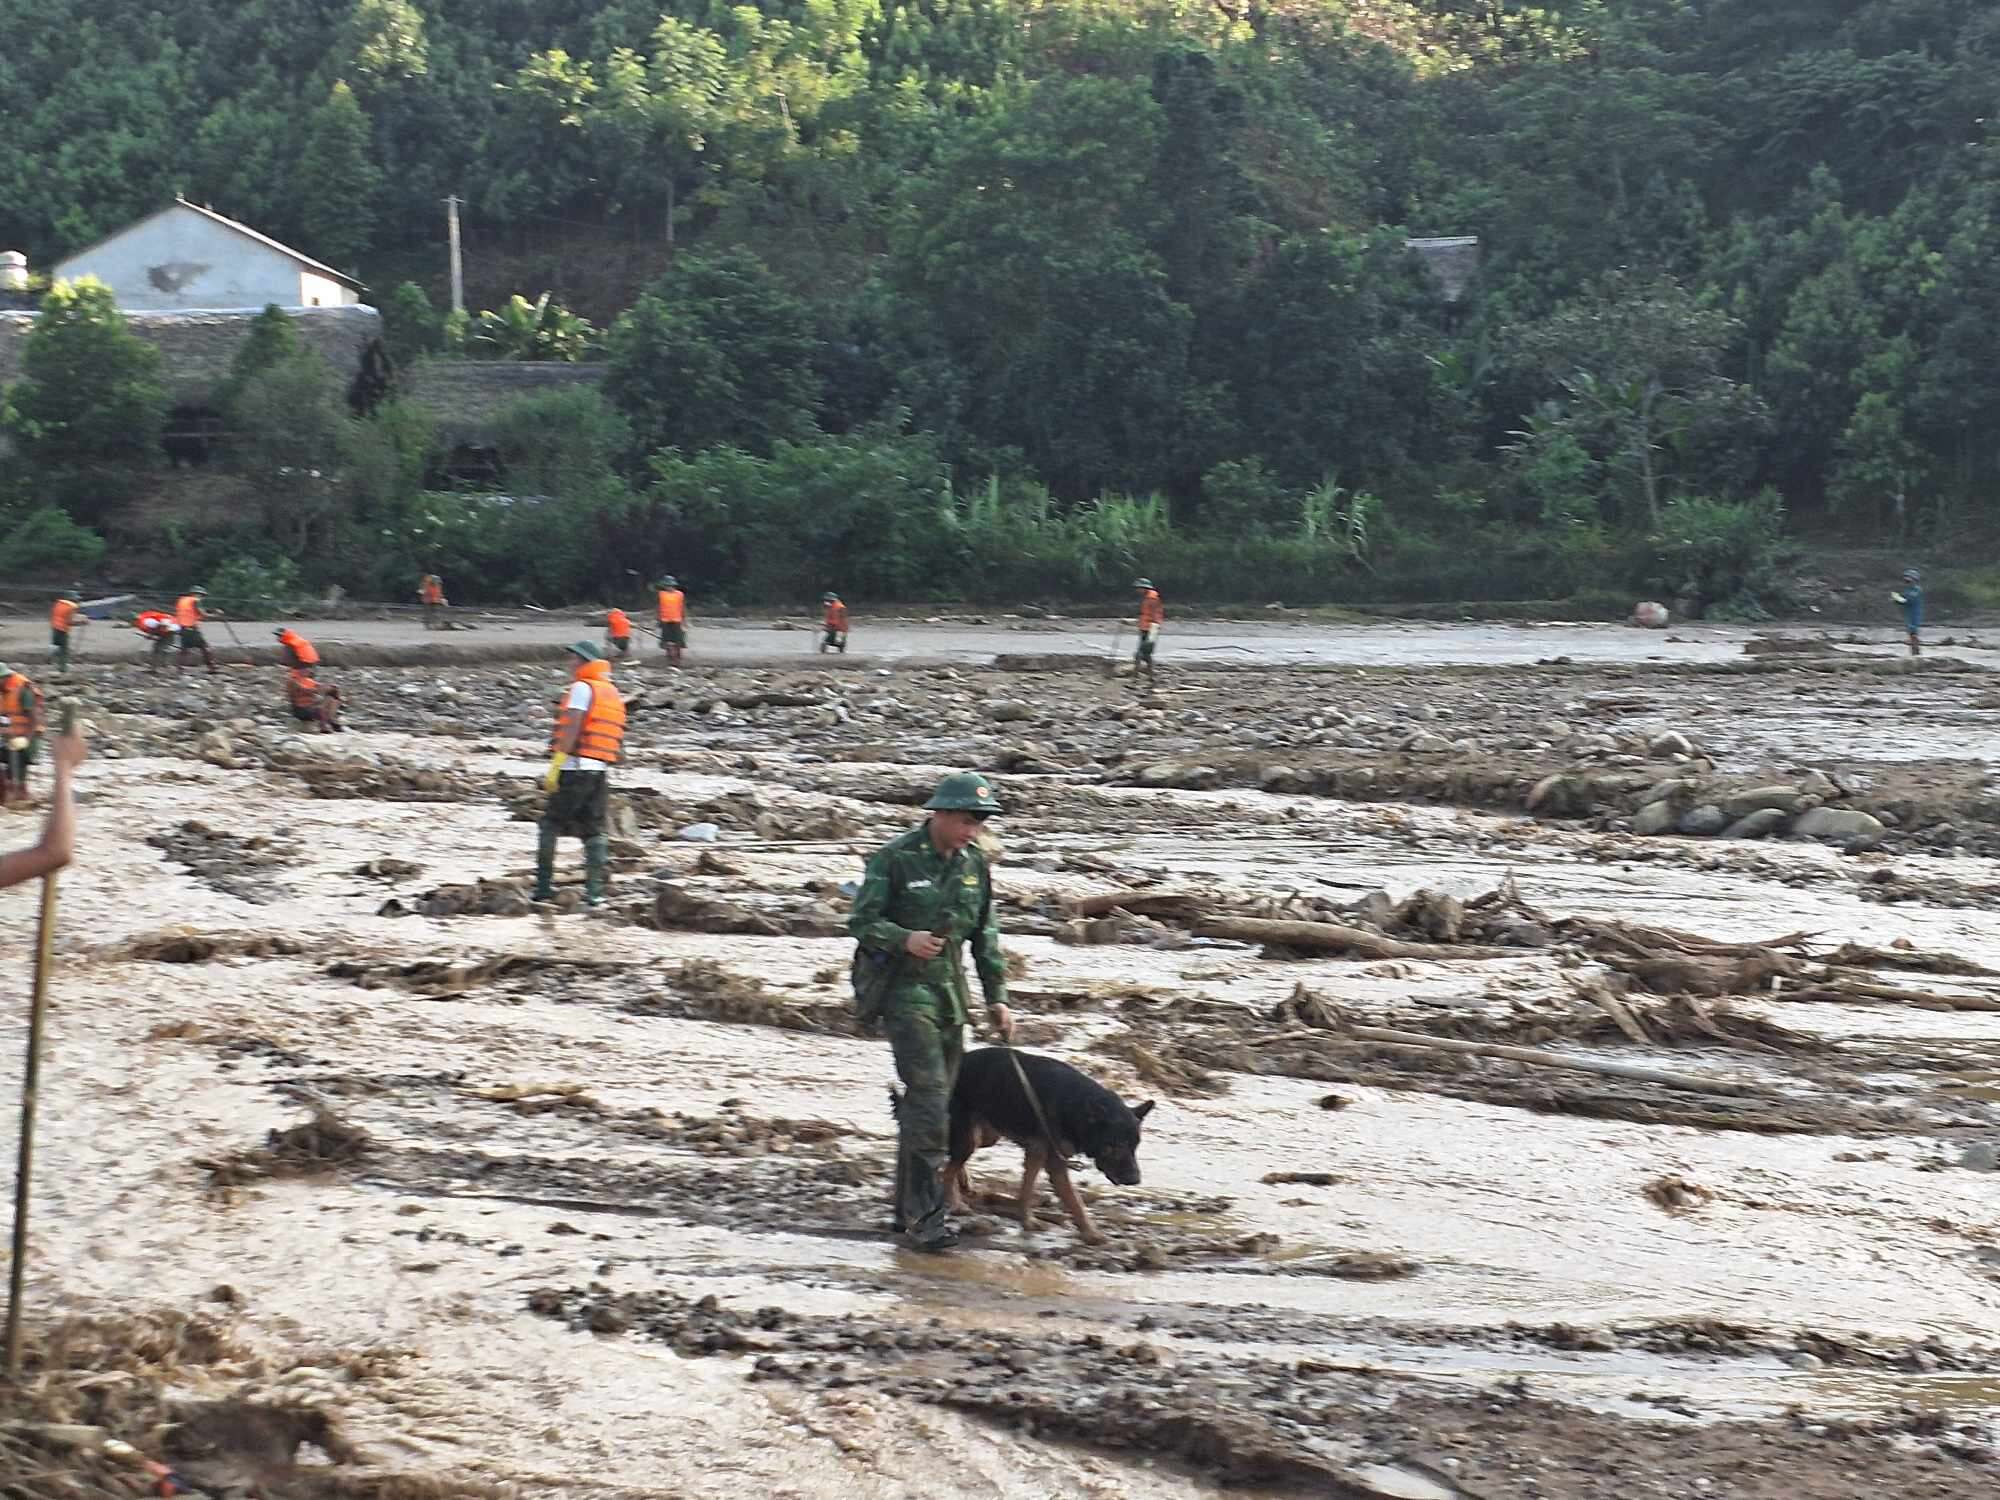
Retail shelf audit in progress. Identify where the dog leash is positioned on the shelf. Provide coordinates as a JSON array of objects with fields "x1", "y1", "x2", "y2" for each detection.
[{"x1": 932, "y1": 915, "x2": 1062, "y2": 1158}]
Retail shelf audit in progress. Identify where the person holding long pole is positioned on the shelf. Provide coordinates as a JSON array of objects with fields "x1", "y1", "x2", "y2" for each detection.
[{"x1": 3, "y1": 711, "x2": 85, "y2": 1375}]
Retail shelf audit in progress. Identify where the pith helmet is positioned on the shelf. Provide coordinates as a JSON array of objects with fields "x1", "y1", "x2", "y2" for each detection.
[
  {"x1": 191, "y1": 586, "x2": 207, "y2": 596},
  {"x1": 1903, "y1": 567, "x2": 1921, "y2": 582},
  {"x1": 660, "y1": 575, "x2": 679, "y2": 588},
  {"x1": 567, "y1": 639, "x2": 604, "y2": 662},
  {"x1": 924, "y1": 771, "x2": 1001, "y2": 814},
  {"x1": 272, "y1": 628, "x2": 287, "y2": 638},
  {"x1": 61, "y1": 584, "x2": 80, "y2": 600},
  {"x1": 822, "y1": 591, "x2": 839, "y2": 602},
  {"x1": 1134, "y1": 577, "x2": 1153, "y2": 590}
]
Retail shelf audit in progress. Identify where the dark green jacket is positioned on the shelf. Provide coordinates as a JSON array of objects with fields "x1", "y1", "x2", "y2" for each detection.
[{"x1": 847, "y1": 821, "x2": 1009, "y2": 1024}]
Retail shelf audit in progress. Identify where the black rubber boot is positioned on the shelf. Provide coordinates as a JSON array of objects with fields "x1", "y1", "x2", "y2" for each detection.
[
  {"x1": 533, "y1": 825, "x2": 558, "y2": 903},
  {"x1": 583, "y1": 834, "x2": 610, "y2": 906}
]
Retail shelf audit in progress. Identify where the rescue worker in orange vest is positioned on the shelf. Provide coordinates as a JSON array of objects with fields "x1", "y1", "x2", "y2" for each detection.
[
  {"x1": 604, "y1": 606, "x2": 633, "y2": 659},
  {"x1": 286, "y1": 666, "x2": 343, "y2": 733},
  {"x1": 0, "y1": 714, "x2": 82, "y2": 887},
  {"x1": 174, "y1": 587, "x2": 219, "y2": 674},
  {"x1": 274, "y1": 626, "x2": 319, "y2": 669},
  {"x1": 535, "y1": 641, "x2": 626, "y2": 907},
  {"x1": 134, "y1": 610, "x2": 180, "y2": 671},
  {"x1": 50, "y1": 585, "x2": 84, "y2": 676},
  {"x1": 1134, "y1": 578, "x2": 1164, "y2": 678},
  {"x1": 419, "y1": 573, "x2": 447, "y2": 630},
  {"x1": 820, "y1": 591, "x2": 849, "y2": 654},
  {"x1": 0, "y1": 665, "x2": 45, "y2": 807},
  {"x1": 655, "y1": 576, "x2": 687, "y2": 665}
]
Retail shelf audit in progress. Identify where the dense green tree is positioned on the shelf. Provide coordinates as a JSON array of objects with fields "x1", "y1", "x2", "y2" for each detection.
[
  {"x1": 294, "y1": 81, "x2": 381, "y2": 269},
  {"x1": 605, "y1": 249, "x2": 820, "y2": 456},
  {"x1": 1, "y1": 278, "x2": 168, "y2": 518}
]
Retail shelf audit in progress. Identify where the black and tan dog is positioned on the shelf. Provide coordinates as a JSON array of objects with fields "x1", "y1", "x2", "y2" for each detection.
[{"x1": 941, "y1": 1047, "x2": 1154, "y2": 1245}]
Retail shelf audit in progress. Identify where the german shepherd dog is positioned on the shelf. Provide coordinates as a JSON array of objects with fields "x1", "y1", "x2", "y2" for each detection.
[{"x1": 942, "y1": 1048, "x2": 1155, "y2": 1245}]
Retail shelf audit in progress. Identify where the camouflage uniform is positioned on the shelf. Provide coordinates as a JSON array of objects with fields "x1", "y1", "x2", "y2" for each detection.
[{"x1": 848, "y1": 796, "x2": 1009, "y2": 1244}]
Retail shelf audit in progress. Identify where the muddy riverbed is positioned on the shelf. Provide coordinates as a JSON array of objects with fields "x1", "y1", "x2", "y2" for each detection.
[{"x1": 4, "y1": 630, "x2": 2000, "y2": 1497}]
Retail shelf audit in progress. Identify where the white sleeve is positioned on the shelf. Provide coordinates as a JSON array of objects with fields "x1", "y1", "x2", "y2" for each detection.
[{"x1": 564, "y1": 681, "x2": 594, "y2": 712}]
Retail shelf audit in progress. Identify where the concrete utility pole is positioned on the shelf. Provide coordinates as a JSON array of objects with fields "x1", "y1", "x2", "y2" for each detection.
[{"x1": 445, "y1": 194, "x2": 465, "y2": 314}]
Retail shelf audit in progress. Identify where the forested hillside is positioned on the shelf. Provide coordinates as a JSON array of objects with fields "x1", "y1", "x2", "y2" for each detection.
[{"x1": 4, "y1": 1, "x2": 1998, "y2": 609}]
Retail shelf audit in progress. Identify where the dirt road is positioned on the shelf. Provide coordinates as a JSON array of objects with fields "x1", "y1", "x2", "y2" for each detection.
[
  {"x1": 2, "y1": 628, "x2": 1998, "y2": 1496},
  {"x1": 7, "y1": 605, "x2": 1991, "y2": 669}
]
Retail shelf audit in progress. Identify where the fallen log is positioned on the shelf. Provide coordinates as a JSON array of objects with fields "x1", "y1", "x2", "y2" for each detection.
[
  {"x1": 1779, "y1": 982, "x2": 2000, "y2": 1013},
  {"x1": 1074, "y1": 890, "x2": 1209, "y2": 921},
  {"x1": 1340, "y1": 1023, "x2": 1778, "y2": 1098},
  {"x1": 1193, "y1": 916, "x2": 1518, "y2": 961}
]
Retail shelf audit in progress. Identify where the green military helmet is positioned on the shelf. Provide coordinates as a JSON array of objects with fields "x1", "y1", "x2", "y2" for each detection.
[
  {"x1": 1134, "y1": 577, "x2": 1153, "y2": 590},
  {"x1": 61, "y1": 583, "x2": 80, "y2": 600},
  {"x1": 567, "y1": 639, "x2": 604, "y2": 662},
  {"x1": 822, "y1": 591, "x2": 839, "y2": 602},
  {"x1": 924, "y1": 771, "x2": 1001, "y2": 814},
  {"x1": 659, "y1": 574, "x2": 679, "y2": 589}
]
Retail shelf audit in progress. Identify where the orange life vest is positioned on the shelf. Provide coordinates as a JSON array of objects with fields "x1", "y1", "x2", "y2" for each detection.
[
  {"x1": 278, "y1": 628, "x2": 320, "y2": 666},
  {"x1": 135, "y1": 610, "x2": 175, "y2": 637},
  {"x1": 286, "y1": 668, "x2": 322, "y2": 710},
  {"x1": 552, "y1": 661, "x2": 626, "y2": 765},
  {"x1": 824, "y1": 601, "x2": 848, "y2": 631},
  {"x1": 656, "y1": 588, "x2": 685, "y2": 624},
  {"x1": 606, "y1": 608, "x2": 631, "y2": 639},
  {"x1": 420, "y1": 575, "x2": 445, "y2": 605},
  {"x1": 1138, "y1": 589, "x2": 1164, "y2": 631},
  {"x1": 50, "y1": 599, "x2": 80, "y2": 632},
  {"x1": 0, "y1": 673, "x2": 41, "y2": 740},
  {"x1": 175, "y1": 594, "x2": 202, "y2": 628}
]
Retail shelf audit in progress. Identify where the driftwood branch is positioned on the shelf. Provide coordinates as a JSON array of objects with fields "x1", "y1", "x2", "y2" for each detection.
[
  {"x1": 1195, "y1": 916, "x2": 1517, "y2": 961},
  {"x1": 1341, "y1": 1024, "x2": 1777, "y2": 1098}
]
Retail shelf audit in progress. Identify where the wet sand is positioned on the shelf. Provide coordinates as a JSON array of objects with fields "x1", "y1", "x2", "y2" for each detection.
[{"x1": 3, "y1": 626, "x2": 1999, "y2": 1496}]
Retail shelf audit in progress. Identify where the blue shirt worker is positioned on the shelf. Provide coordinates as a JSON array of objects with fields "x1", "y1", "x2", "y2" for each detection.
[{"x1": 1891, "y1": 567, "x2": 1923, "y2": 657}]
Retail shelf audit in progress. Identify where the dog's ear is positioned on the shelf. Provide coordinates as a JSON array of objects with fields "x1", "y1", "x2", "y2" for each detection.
[{"x1": 1132, "y1": 1100, "x2": 1155, "y2": 1122}]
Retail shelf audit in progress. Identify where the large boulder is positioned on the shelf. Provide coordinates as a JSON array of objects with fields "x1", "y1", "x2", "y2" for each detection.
[
  {"x1": 1792, "y1": 807, "x2": 1887, "y2": 848},
  {"x1": 1722, "y1": 785, "x2": 1813, "y2": 819},
  {"x1": 1633, "y1": 800, "x2": 1680, "y2": 836},
  {"x1": 1721, "y1": 807, "x2": 1790, "y2": 840},
  {"x1": 1676, "y1": 804, "x2": 1730, "y2": 837}
]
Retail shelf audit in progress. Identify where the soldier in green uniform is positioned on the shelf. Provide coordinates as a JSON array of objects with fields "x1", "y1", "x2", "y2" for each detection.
[{"x1": 848, "y1": 771, "x2": 1017, "y2": 1251}]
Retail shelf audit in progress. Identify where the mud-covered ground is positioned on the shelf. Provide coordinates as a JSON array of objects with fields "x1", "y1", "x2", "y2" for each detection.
[{"x1": 7, "y1": 627, "x2": 2000, "y2": 1497}]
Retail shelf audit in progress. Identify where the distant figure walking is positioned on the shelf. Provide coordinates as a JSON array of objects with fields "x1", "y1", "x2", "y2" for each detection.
[
  {"x1": 1891, "y1": 567, "x2": 1923, "y2": 657},
  {"x1": 419, "y1": 573, "x2": 448, "y2": 630}
]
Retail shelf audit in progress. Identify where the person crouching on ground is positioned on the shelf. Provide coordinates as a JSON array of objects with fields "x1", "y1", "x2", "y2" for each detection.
[
  {"x1": 535, "y1": 641, "x2": 625, "y2": 908},
  {"x1": 605, "y1": 606, "x2": 634, "y2": 659},
  {"x1": 847, "y1": 772, "x2": 1017, "y2": 1253},
  {"x1": 286, "y1": 667, "x2": 343, "y2": 733}
]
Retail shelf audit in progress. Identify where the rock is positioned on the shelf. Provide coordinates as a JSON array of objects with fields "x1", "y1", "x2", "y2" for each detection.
[
  {"x1": 1792, "y1": 807, "x2": 1887, "y2": 848},
  {"x1": 1537, "y1": 719, "x2": 1573, "y2": 741},
  {"x1": 1259, "y1": 765, "x2": 1301, "y2": 793},
  {"x1": 1135, "y1": 762, "x2": 1219, "y2": 790},
  {"x1": 1633, "y1": 800, "x2": 1680, "y2": 836},
  {"x1": 1721, "y1": 807, "x2": 1790, "y2": 840},
  {"x1": 1722, "y1": 784, "x2": 1811, "y2": 819},
  {"x1": 1676, "y1": 804, "x2": 1730, "y2": 837},
  {"x1": 676, "y1": 822, "x2": 722, "y2": 843},
  {"x1": 1526, "y1": 773, "x2": 1591, "y2": 816},
  {"x1": 1786, "y1": 1351, "x2": 1825, "y2": 1371},
  {"x1": 196, "y1": 730, "x2": 237, "y2": 769},
  {"x1": 1571, "y1": 732, "x2": 1618, "y2": 756},
  {"x1": 984, "y1": 698, "x2": 1034, "y2": 723},
  {"x1": 1798, "y1": 769, "x2": 1839, "y2": 800},
  {"x1": 1631, "y1": 601, "x2": 1670, "y2": 628},
  {"x1": 1958, "y1": 1142, "x2": 1999, "y2": 1173},
  {"x1": 1648, "y1": 731, "x2": 1694, "y2": 758},
  {"x1": 1402, "y1": 731, "x2": 1453, "y2": 754}
]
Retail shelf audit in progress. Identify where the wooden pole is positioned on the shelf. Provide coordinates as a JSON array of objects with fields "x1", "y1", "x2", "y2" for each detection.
[
  {"x1": 1194, "y1": 914, "x2": 1518, "y2": 962},
  {"x1": 6, "y1": 704, "x2": 74, "y2": 1376},
  {"x1": 445, "y1": 195, "x2": 465, "y2": 315}
]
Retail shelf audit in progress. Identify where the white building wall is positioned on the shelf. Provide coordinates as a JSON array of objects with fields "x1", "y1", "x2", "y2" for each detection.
[
  {"x1": 297, "y1": 271, "x2": 358, "y2": 308},
  {"x1": 53, "y1": 206, "x2": 323, "y2": 310}
]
